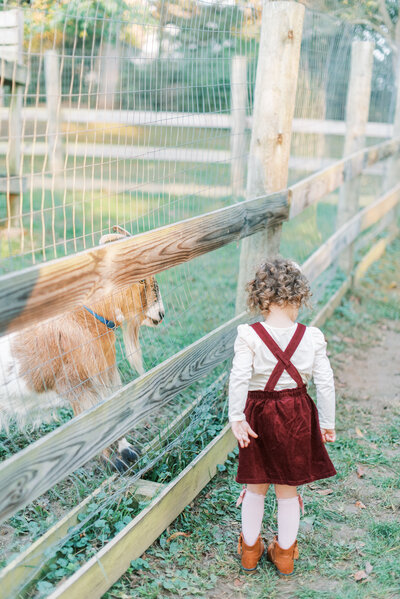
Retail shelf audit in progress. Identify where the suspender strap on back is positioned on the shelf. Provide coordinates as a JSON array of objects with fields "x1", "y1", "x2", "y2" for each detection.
[{"x1": 250, "y1": 322, "x2": 306, "y2": 391}]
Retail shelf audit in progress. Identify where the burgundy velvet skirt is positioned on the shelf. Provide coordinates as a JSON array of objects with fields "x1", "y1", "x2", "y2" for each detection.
[{"x1": 236, "y1": 385, "x2": 337, "y2": 486}]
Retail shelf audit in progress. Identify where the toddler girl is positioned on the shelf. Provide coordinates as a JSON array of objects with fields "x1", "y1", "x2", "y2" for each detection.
[{"x1": 229, "y1": 257, "x2": 336, "y2": 577}]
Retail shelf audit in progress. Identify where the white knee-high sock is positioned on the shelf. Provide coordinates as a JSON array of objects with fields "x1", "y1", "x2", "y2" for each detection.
[
  {"x1": 241, "y1": 490, "x2": 265, "y2": 546},
  {"x1": 277, "y1": 496, "x2": 300, "y2": 549}
]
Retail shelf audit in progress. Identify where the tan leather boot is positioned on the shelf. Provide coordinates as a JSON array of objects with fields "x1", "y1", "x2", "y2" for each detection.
[
  {"x1": 237, "y1": 533, "x2": 265, "y2": 571},
  {"x1": 267, "y1": 536, "x2": 298, "y2": 576}
]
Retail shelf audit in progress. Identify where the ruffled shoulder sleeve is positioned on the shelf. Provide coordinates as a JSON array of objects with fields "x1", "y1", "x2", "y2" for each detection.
[
  {"x1": 236, "y1": 323, "x2": 254, "y2": 345},
  {"x1": 308, "y1": 326, "x2": 327, "y2": 351}
]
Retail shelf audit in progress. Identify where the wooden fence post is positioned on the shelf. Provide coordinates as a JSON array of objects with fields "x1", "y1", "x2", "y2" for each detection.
[
  {"x1": 97, "y1": 41, "x2": 121, "y2": 110},
  {"x1": 383, "y1": 56, "x2": 400, "y2": 233},
  {"x1": 386, "y1": 55, "x2": 400, "y2": 190},
  {"x1": 4, "y1": 8, "x2": 24, "y2": 230},
  {"x1": 336, "y1": 40, "x2": 374, "y2": 272},
  {"x1": 235, "y1": 1, "x2": 305, "y2": 314},
  {"x1": 45, "y1": 49, "x2": 64, "y2": 175},
  {"x1": 230, "y1": 55, "x2": 247, "y2": 199},
  {"x1": 7, "y1": 74, "x2": 23, "y2": 229}
]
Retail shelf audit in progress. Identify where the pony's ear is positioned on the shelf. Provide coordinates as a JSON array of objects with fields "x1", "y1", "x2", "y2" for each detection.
[
  {"x1": 112, "y1": 225, "x2": 131, "y2": 237},
  {"x1": 99, "y1": 233, "x2": 126, "y2": 245}
]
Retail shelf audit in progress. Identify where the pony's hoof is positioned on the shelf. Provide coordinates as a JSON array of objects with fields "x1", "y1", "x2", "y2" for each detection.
[{"x1": 121, "y1": 444, "x2": 141, "y2": 464}]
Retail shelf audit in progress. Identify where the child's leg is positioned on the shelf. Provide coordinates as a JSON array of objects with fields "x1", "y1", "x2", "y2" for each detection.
[
  {"x1": 241, "y1": 483, "x2": 269, "y2": 546},
  {"x1": 274, "y1": 484, "x2": 300, "y2": 549}
]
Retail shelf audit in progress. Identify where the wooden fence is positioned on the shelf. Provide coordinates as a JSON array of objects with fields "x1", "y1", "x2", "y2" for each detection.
[{"x1": 0, "y1": 2, "x2": 399, "y2": 598}]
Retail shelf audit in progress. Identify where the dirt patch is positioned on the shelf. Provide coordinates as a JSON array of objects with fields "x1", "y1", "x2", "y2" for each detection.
[{"x1": 338, "y1": 324, "x2": 400, "y2": 416}]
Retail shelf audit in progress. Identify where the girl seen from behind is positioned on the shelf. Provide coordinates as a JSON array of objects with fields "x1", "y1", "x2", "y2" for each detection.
[{"x1": 229, "y1": 257, "x2": 336, "y2": 577}]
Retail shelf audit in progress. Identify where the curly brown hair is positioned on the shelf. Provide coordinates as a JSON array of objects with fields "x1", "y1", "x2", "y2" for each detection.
[{"x1": 246, "y1": 257, "x2": 311, "y2": 314}]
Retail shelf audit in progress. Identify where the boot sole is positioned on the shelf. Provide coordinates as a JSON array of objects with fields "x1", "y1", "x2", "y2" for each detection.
[{"x1": 277, "y1": 569, "x2": 294, "y2": 577}]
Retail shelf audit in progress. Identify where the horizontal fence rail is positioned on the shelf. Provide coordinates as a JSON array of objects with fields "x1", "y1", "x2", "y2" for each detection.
[
  {"x1": 302, "y1": 183, "x2": 400, "y2": 281},
  {"x1": 289, "y1": 137, "x2": 400, "y2": 218},
  {"x1": 49, "y1": 424, "x2": 236, "y2": 599},
  {"x1": 0, "y1": 192, "x2": 288, "y2": 335},
  {"x1": 0, "y1": 312, "x2": 250, "y2": 524},
  {"x1": 0, "y1": 107, "x2": 394, "y2": 137},
  {"x1": 2, "y1": 136, "x2": 399, "y2": 336},
  {"x1": 0, "y1": 375, "x2": 225, "y2": 599}
]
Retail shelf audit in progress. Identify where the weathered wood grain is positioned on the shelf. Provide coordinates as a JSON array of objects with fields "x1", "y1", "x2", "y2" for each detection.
[
  {"x1": 289, "y1": 137, "x2": 400, "y2": 218},
  {"x1": 235, "y1": 1, "x2": 305, "y2": 312},
  {"x1": 302, "y1": 183, "x2": 400, "y2": 283},
  {"x1": 0, "y1": 373, "x2": 227, "y2": 599},
  {"x1": 0, "y1": 191, "x2": 288, "y2": 335},
  {"x1": 0, "y1": 313, "x2": 248, "y2": 524},
  {"x1": 48, "y1": 424, "x2": 236, "y2": 599}
]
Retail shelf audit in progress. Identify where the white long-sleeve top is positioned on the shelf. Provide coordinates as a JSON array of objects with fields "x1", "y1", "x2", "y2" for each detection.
[{"x1": 228, "y1": 322, "x2": 335, "y2": 429}]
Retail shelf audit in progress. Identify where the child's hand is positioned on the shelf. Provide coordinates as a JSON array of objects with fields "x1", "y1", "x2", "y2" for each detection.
[
  {"x1": 321, "y1": 428, "x2": 336, "y2": 443},
  {"x1": 231, "y1": 420, "x2": 258, "y2": 448}
]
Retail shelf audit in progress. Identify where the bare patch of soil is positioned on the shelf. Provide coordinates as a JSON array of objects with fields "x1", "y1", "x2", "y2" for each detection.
[{"x1": 338, "y1": 323, "x2": 400, "y2": 418}]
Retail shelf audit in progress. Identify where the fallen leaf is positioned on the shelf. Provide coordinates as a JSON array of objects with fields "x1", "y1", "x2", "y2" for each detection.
[
  {"x1": 356, "y1": 541, "x2": 366, "y2": 549},
  {"x1": 316, "y1": 488, "x2": 334, "y2": 495},
  {"x1": 355, "y1": 427, "x2": 364, "y2": 438},
  {"x1": 166, "y1": 532, "x2": 190, "y2": 542},
  {"x1": 356, "y1": 466, "x2": 366, "y2": 478},
  {"x1": 355, "y1": 500, "x2": 367, "y2": 509},
  {"x1": 388, "y1": 281, "x2": 397, "y2": 289},
  {"x1": 234, "y1": 579, "x2": 244, "y2": 587},
  {"x1": 365, "y1": 562, "x2": 373, "y2": 575},
  {"x1": 354, "y1": 569, "x2": 368, "y2": 581}
]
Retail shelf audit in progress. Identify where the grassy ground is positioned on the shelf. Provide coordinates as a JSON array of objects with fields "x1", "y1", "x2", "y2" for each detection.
[{"x1": 104, "y1": 238, "x2": 400, "y2": 599}]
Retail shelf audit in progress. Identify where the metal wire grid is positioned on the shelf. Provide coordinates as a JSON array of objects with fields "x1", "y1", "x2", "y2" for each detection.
[
  {"x1": 0, "y1": 0, "x2": 255, "y2": 270},
  {"x1": 0, "y1": 3, "x2": 394, "y2": 272}
]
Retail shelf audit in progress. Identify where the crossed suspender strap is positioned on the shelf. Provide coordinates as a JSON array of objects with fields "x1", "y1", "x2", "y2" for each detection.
[{"x1": 250, "y1": 322, "x2": 306, "y2": 391}]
